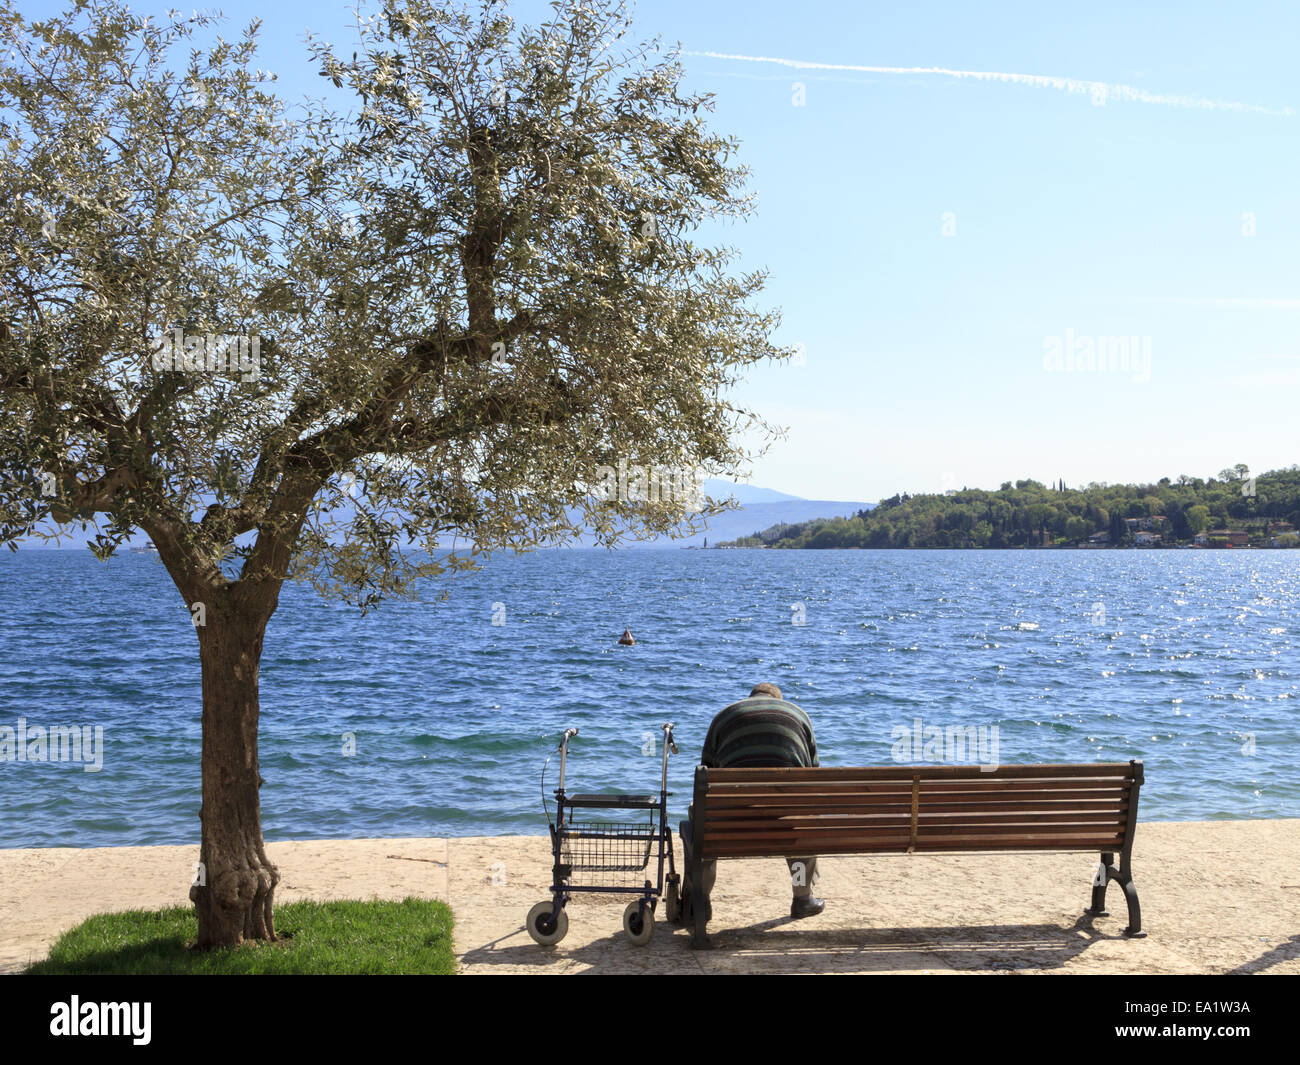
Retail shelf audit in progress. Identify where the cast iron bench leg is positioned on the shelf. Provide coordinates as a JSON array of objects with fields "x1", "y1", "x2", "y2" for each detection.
[
  {"x1": 1117, "y1": 855, "x2": 1144, "y2": 937},
  {"x1": 1086, "y1": 850, "x2": 1145, "y2": 937},
  {"x1": 1085, "y1": 850, "x2": 1113, "y2": 917},
  {"x1": 1119, "y1": 876, "x2": 1144, "y2": 937}
]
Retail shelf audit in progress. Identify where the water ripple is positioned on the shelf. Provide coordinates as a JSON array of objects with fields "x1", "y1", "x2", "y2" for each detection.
[{"x1": 1, "y1": 548, "x2": 1297, "y2": 845}]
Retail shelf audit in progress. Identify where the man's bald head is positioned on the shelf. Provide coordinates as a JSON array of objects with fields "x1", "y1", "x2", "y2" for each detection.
[{"x1": 749, "y1": 683, "x2": 783, "y2": 700}]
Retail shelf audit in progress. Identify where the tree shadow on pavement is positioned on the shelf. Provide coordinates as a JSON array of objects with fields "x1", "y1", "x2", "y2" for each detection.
[{"x1": 1225, "y1": 934, "x2": 1300, "y2": 975}]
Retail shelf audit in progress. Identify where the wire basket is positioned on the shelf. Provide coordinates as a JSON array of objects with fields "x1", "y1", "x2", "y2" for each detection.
[{"x1": 559, "y1": 821, "x2": 657, "y2": 888}]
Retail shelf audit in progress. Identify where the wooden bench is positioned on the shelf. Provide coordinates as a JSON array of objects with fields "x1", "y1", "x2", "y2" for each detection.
[{"x1": 678, "y1": 760, "x2": 1145, "y2": 948}]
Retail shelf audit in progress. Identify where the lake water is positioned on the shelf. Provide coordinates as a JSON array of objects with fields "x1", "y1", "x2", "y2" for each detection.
[{"x1": 1, "y1": 548, "x2": 1296, "y2": 847}]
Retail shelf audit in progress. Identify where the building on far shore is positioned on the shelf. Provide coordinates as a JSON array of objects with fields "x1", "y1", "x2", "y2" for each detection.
[
  {"x1": 1267, "y1": 522, "x2": 1298, "y2": 547},
  {"x1": 1203, "y1": 529, "x2": 1250, "y2": 548},
  {"x1": 1124, "y1": 515, "x2": 1167, "y2": 534}
]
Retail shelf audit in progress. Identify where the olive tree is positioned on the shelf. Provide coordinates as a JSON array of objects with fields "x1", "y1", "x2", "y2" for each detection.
[{"x1": 0, "y1": 0, "x2": 785, "y2": 947}]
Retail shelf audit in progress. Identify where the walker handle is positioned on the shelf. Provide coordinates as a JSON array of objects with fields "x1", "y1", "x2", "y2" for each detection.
[
  {"x1": 557, "y1": 727, "x2": 579, "y2": 792},
  {"x1": 662, "y1": 721, "x2": 677, "y2": 755}
]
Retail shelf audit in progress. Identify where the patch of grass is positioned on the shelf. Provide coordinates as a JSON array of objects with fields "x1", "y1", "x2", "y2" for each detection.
[{"x1": 26, "y1": 897, "x2": 455, "y2": 975}]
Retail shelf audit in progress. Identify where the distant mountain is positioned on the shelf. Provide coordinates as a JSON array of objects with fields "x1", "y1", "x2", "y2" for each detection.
[
  {"x1": 586, "y1": 489, "x2": 870, "y2": 549},
  {"x1": 22, "y1": 482, "x2": 871, "y2": 552},
  {"x1": 700, "y1": 479, "x2": 803, "y2": 505},
  {"x1": 657, "y1": 498, "x2": 874, "y2": 548}
]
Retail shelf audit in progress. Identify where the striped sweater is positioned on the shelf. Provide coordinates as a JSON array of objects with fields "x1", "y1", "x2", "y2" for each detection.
[{"x1": 700, "y1": 696, "x2": 819, "y2": 769}]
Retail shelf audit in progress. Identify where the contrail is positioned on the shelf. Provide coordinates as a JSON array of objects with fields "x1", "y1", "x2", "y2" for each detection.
[
  {"x1": 1142, "y1": 297, "x2": 1300, "y2": 308},
  {"x1": 684, "y1": 51, "x2": 1294, "y2": 117}
]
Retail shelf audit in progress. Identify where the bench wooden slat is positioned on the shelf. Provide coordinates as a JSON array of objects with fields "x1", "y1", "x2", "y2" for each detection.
[
  {"x1": 702, "y1": 827, "x2": 1128, "y2": 844},
  {"x1": 703, "y1": 842, "x2": 1127, "y2": 859},
  {"x1": 705, "y1": 798, "x2": 1131, "y2": 812},
  {"x1": 707, "y1": 790, "x2": 1129, "y2": 809},
  {"x1": 701, "y1": 833, "x2": 1127, "y2": 858},
  {"x1": 705, "y1": 818, "x2": 1127, "y2": 830},
  {"x1": 705, "y1": 763, "x2": 1136, "y2": 783},
  {"x1": 704, "y1": 810, "x2": 1127, "y2": 826},
  {"x1": 702, "y1": 827, "x2": 1128, "y2": 847},
  {"x1": 707, "y1": 779, "x2": 1133, "y2": 796}
]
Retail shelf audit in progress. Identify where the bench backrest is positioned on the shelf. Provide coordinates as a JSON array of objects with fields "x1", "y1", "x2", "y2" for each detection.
[{"x1": 691, "y1": 762, "x2": 1144, "y2": 860}]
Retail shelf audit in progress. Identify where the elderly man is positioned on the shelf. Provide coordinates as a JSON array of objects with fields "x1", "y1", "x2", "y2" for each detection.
[{"x1": 685, "y1": 683, "x2": 824, "y2": 920}]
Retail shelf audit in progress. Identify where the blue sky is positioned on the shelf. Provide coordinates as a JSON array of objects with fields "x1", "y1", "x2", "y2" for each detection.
[{"x1": 24, "y1": 0, "x2": 1300, "y2": 500}]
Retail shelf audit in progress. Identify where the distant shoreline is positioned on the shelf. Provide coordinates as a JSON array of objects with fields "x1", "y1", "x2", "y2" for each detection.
[
  {"x1": 716, "y1": 468, "x2": 1300, "y2": 550},
  {"x1": 710, "y1": 543, "x2": 1286, "y2": 550}
]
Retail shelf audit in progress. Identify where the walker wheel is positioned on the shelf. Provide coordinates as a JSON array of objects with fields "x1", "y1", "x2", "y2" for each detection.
[
  {"x1": 526, "y1": 900, "x2": 568, "y2": 946},
  {"x1": 623, "y1": 901, "x2": 655, "y2": 945},
  {"x1": 665, "y1": 876, "x2": 681, "y2": 924}
]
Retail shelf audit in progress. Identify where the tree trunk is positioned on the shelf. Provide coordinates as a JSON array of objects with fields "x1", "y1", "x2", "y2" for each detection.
[{"x1": 189, "y1": 607, "x2": 279, "y2": 948}]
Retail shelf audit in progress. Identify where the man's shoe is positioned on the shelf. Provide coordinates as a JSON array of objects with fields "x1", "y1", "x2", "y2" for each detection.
[{"x1": 790, "y1": 896, "x2": 825, "y2": 919}]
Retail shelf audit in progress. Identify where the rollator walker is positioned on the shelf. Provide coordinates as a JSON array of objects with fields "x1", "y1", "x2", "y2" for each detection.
[{"x1": 526, "y1": 723, "x2": 679, "y2": 945}]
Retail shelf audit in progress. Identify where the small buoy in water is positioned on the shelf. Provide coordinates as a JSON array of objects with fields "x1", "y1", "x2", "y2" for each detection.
[{"x1": 618, "y1": 627, "x2": 635, "y2": 646}]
